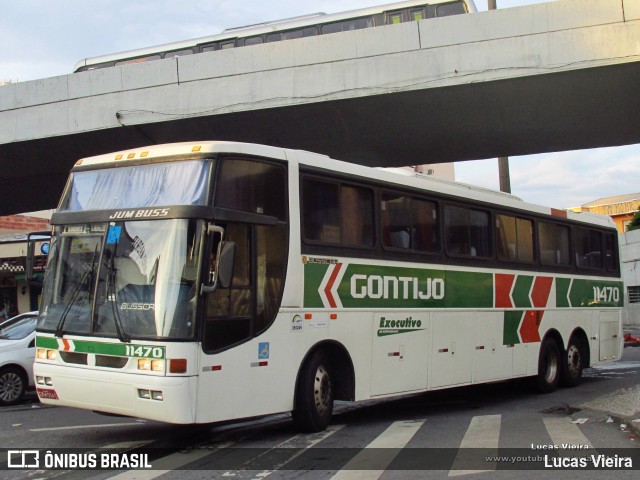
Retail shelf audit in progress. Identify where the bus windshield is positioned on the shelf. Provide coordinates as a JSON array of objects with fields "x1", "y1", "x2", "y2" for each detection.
[
  {"x1": 60, "y1": 159, "x2": 211, "y2": 211},
  {"x1": 39, "y1": 219, "x2": 201, "y2": 340}
]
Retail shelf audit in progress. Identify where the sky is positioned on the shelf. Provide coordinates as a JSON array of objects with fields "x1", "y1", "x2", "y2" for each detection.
[{"x1": 1, "y1": 0, "x2": 638, "y2": 210}]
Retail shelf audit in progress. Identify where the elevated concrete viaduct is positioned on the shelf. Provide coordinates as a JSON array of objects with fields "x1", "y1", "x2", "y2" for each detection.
[{"x1": 1, "y1": 0, "x2": 639, "y2": 214}]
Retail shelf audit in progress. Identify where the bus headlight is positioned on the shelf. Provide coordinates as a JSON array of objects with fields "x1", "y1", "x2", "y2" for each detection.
[
  {"x1": 137, "y1": 359, "x2": 151, "y2": 370},
  {"x1": 137, "y1": 358, "x2": 165, "y2": 372},
  {"x1": 151, "y1": 360, "x2": 164, "y2": 372},
  {"x1": 37, "y1": 348, "x2": 57, "y2": 361}
]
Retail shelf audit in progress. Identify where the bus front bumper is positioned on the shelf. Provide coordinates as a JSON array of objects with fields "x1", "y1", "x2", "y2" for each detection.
[{"x1": 34, "y1": 362, "x2": 198, "y2": 424}]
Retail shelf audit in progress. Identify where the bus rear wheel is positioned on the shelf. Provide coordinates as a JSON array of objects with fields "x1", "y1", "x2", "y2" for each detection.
[
  {"x1": 561, "y1": 336, "x2": 585, "y2": 388},
  {"x1": 533, "y1": 337, "x2": 561, "y2": 394},
  {"x1": 292, "y1": 351, "x2": 334, "y2": 433}
]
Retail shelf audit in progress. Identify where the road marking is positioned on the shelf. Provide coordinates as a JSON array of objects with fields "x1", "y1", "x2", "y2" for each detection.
[
  {"x1": 104, "y1": 443, "x2": 237, "y2": 480},
  {"x1": 543, "y1": 417, "x2": 594, "y2": 449},
  {"x1": 449, "y1": 414, "x2": 501, "y2": 477},
  {"x1": 328, "y1": 419, "x2": 425, "y2": 480},
  {"x1": 103, "y1": 441, "x2": 154, "y2": 449},
  {"x1": 30, "y1": 422, "x2": 146, "y2": 432},
  {"x1": 219, "y1": 424, "x2": 345, "y2": 479}
]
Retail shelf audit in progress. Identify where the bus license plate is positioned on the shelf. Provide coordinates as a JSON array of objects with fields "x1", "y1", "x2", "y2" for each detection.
[{"x1": 37, "y1": 388, "x2": 59, "y2": 400}]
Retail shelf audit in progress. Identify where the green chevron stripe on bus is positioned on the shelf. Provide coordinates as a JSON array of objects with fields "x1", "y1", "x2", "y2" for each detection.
[
  {"x1": 556, "y1": 278, "x2": 624, "y2": 308},
  {"x1": 511, "y1": 275, "x2": 534, "y2": 308},
  {"x1": 36, "y1": 336, "x2": 166, "y2": 359},
  {"x1": 503, "y1": 311, "x2": 524, "y2": 345},
  {"x1": 303, "y1": 261, "x2": 492, "y2": 309},
  {"x1": 35, "y1": 336, "x2": 58, "y2": 349}
]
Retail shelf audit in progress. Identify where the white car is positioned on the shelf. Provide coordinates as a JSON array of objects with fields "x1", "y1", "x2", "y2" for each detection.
[{"x1": 0, "y1": 311, "x2": 38, "y2": 406}]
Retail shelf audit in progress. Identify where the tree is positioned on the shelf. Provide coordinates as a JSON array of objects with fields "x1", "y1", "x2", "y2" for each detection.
[{"x1": 627, "y1": 211, "x2": 640, "y2": 232}]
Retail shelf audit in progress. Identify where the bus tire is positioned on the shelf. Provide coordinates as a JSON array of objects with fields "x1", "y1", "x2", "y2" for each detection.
[
  {"x1": 0, "y1": 366, "x2": 27, "y2": 406},
  {"x1": 533, "y1": 337, "x2": 561, "y2": 394},
  {"x1": 292, "y1": 351, "x2": 334, "y2": 433},
  {"x1": 561, "y1": 336, "x2": 585, "y2": 388}
]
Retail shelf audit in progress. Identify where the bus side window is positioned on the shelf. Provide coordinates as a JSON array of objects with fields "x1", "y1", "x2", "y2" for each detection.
[
  {"x1": 538, "y1": 221, "x2": 570, "y2": 266},
  {"x1": 574, "y1": 228, "x2": 603, "y2": 269},
  {"x1": 496, "y1": 214, "x2": 534, "y2": 263},
  {"x1": 381, "y1": 193, "x2": 438, "y2": 253},
  {"x1": 302, "y1": 179, "x2": 373, "y2": 246},
  {"x1": 605, "y1": 233, "x2": 619, "y2": 272},
  {"x1": 445, "y1": 205, "x2": 490, "y2": 257}
]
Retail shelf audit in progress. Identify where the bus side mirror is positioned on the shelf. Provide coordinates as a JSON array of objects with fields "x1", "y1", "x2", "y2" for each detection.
[
  {"x1": 216, "y1": 241, "x2": 236, "y2": 289},
  {"x1": 201, "y1": 240, "x2": 236, "y2": 295},
  {"x1": 26, "y1": 231, "x2": 51, "y2": 285}
]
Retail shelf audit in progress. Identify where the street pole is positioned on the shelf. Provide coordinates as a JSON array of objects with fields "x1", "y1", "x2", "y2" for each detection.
[{"x1": 487, "y1": 1, "x2": 511, "y2": 193}]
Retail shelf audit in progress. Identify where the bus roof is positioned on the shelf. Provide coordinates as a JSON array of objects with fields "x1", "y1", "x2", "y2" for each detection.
[{"x1": 72, "y1": 140, "x2": 616, "y2": 231}]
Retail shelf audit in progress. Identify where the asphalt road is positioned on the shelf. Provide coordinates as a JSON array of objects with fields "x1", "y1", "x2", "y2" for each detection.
[{"x1": 1, "y1": 346, "x2": 639, "y2": 479}]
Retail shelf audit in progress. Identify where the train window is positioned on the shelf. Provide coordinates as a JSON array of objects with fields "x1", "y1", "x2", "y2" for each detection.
[
  {"x1": 410, "y1": 9, "x2": 425, "y2": 21},
  {"x1": 538, "y1": 221, "x2": 570, "y2": 266},
  {"x1": 244, "y1": 36, "x2": 264, "y2": 46},
  {"x1": 496, "y1": 214, "x2": 534, "y2": 263},
  {"x1": 300, "y1": 27, "x2": 319, "y2": 37},
  {"x1": 164, "y1": 49, "x2": 193, "y2": 59},
  {"x1": 321, "y1": 17, "x2": 374, "y2": 34},
  {"x1": 267, "y1": 29, "x2": 309, "y2": 43},
  {"x1": 387, "y1": 11, "x2": 403, "y2": 24},
  {"x1": 444, "y1": 205, "x2": 490, "y2": 258},
  {"x1": 201, "y1": 44, "x2": 218, "y2": 52},
  {"x1": 220, "y1": 41, "x2": 236, "y2": 49},
  {"x1": 266, "y1": 33, "x2": 282, "y2": 43},
  {"x1": 574, "y1": 228, "x2": 603, "y2": 269},
  {"x1": 282, "y1": 29, "x2": 305, "y2": 40},
  {"x1": 436, "y1": 2, "x2": 467, "y2": 17},
  {"x1": 115, "y1": 55, "x2": 161, "y2": 66}
]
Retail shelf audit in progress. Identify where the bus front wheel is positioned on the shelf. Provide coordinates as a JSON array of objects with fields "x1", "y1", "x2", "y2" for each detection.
[
  {"x1": 533, "y1": 337, "x2": 561, "y2": 394},
  {"x1": 292, "y1": 351, "x2": 334, "y2": 433}
]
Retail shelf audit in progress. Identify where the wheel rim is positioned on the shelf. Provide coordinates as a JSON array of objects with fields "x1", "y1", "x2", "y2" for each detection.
[
  {"x1": 0, "y1": 372, "x2": 23, "y2": 403},
  {"x1": 544, "y1": 349, "x2": 558, "y2": 384},
  {"x1": 566, "y1": 344, "x2": 582, "y2": 378},
  {"x1": 313, "y1": 365, "x2": 332, "y2": 415}
]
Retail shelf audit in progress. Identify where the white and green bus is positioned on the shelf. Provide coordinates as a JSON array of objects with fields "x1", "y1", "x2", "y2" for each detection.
[{"x1": 34, "y1": 141, "x2": 623, "y2": 432}]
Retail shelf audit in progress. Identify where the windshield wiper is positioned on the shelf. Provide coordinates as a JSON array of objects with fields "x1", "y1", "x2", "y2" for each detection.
[
  {"x1": 107, "y1": 254, "x2": 131, "y2": 344},
  {"x1": 55, "y1": 246, "x2": 97, "y2": 338}
]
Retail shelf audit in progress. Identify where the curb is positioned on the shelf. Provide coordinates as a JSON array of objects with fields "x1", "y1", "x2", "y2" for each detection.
[{"x1": 610, "y1": 414, "x2": 640, "y2": 442}]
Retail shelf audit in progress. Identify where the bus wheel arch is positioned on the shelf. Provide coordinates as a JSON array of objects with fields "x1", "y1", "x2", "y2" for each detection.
[
  {"x1": 561, "y1": 329, "x2": 589, "y2": 388},
  {"x1": 532, "y1": 330, "x2": 563, "y2": 394},
  {"x1": 292, "y1": 341, "x2": 355, "y2": 432}
]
